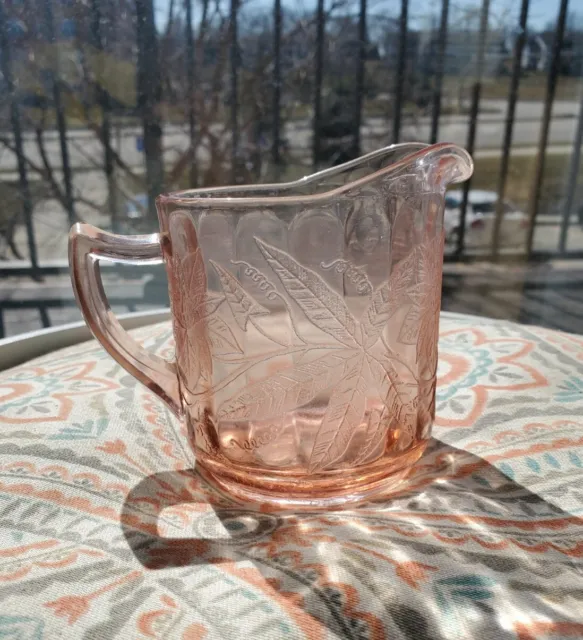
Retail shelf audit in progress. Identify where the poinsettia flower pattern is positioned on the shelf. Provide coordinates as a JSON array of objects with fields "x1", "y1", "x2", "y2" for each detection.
[{"x1": 168, "y1": 215, "x2": 442, "y2": 473}]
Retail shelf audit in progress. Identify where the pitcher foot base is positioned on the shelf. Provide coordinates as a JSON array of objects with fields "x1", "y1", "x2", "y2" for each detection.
[{"x1": 195, "y1": 441, "x2": 427, "y2": 510}]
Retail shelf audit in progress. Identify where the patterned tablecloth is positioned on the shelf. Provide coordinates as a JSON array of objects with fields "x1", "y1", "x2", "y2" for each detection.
[{"x1": 0, "y1": 312, "x2": 582, "y2": 640}]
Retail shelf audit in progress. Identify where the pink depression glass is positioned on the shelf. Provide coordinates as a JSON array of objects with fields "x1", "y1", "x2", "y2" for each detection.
[{"x1": 69, "y1": 143, "x2": 473, "y2": 509}]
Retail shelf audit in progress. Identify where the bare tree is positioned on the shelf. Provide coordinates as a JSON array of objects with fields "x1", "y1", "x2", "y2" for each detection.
[{"x1": 0, "y1": 0, "x2": 392, "y2": 260}]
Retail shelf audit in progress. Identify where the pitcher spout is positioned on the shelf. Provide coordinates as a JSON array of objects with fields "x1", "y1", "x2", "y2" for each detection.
[{"x1": 411, "y1": 142, "x2": 474, "y2": 191}]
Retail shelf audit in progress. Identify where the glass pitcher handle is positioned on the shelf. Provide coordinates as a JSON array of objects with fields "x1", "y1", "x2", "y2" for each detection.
[{"x1": 69, "y1": 223, "x2": 182, "y2": 417}]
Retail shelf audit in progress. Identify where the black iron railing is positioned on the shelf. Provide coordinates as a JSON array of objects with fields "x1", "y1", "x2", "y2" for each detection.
[
  {"x1": 525, "y1": 0, "x2": 569, "y2": 258},
  {"x1": 0, "y1": 0, "x2": 582, "y2": 338}
]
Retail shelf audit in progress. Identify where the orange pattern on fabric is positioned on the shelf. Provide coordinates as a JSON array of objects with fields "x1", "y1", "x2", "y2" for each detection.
[
  {"x1": 515, "y1": 621, "x2": 583, "y2": 640},
  {"x1": 435, "y1": 328, "x2": 549, "y2": 428},
  {"x1": 0, "y1": 316, "x2": 581, "y2": 638}
]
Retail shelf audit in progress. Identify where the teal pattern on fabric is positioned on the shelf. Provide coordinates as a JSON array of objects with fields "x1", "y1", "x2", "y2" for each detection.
[
  {"x1": 436, "y1": 347, "x2": 494, "y2": 402},
  {"x1": 0, "y1": 616, "x2": 44, "y2": 640},
  {"x1": 49, "y1": 418, "x2": 109, "y2": 440},
  {"x1": 556, "y1": 376, "x2": 583, "y2": 402}
]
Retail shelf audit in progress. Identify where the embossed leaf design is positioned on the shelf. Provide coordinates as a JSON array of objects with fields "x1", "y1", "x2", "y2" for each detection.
[
  {"x1": 203, "y1": 294, "x2": 226, "y2": 318},
  {"x1": 216, "y1": 350, "x2": 358, "y2": 421},
  {"x1": 255, "y1": 237, "x2": 361, "y2": 348},
  {"x1": 210, "y1": 260, "x2": 269, "y2": 331},
  {"x1": 393, "y1": 398, "x2": 419, "y2": 449},
  {"x1": 172, "y1": 247, "x2": 231, "y2": 390},
  {"x1": 354, "y1": 406, "x2": 388, "y2": 465},
  {"x1": 171, "y1": 247, "x2": 208, "y2": 388},
  {"x1": 181, "y1": 325, "x2": 213, "y2": 389},
  {"x1": 398, "y1": 234, "x2": 443, "y2": 354},
  {"x1": 309, "y1": 354, "x2": 368, "y2": 472},
  {"x1": 417, "y1": 235, "x2": 444, "y2": 373},
  {"x1": 177, "y1": 325, "x2": 199, "y2": 385},
  {"x1": 181, "y1": 248, "x2": 208, "y2": 326},
  {"x1": 195, "y1": 422, "x2": 222, "y2": 458},
  {"x1": 419, "y1": 290, "x2": 440, "y2": 372},
  {"x1": 205, "y1": 315, "x2": 243, "y2": 355},
  {"x1": 368, "y1": 356, "x2": 417, "y2": 419},
  {"x1": 361, "y1": 247, "x2": 419, "y2": 349},
  {"x1": 177, "y1": 305, "x2": 223, "y2": 391},
  {"x1": 398, "y1": 303, "x2": 422, "y2": 345},
  {"x1": 168, "y1": 227, "x2": 434, "y2": 468}
]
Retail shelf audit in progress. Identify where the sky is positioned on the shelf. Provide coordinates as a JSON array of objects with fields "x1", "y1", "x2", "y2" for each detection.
[{"x1": 153, "y1": 0, "x2": 567, "y2": 32}]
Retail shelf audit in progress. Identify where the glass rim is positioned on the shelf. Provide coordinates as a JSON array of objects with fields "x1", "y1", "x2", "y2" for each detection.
[{"x1": 156, "y1": 142, "x2": 473, "y2": 210}]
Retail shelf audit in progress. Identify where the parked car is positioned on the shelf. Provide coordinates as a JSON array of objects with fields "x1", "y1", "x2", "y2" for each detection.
[
  {"x1": 112, "y1": 193, "x2": 149, "y2": 235},
  {"x1": 444, "y1": 190, "x2": 529, "y2": 248},
  {"x1": 125, "y1": 193, "x2": 148, "y2": 222}
]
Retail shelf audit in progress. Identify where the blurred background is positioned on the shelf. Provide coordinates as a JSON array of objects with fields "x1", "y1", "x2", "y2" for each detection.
[{"x1": 1, "y1": 0, "x2": 583, "y2": 338}]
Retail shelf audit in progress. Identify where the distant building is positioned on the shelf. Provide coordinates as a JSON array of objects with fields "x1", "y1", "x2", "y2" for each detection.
[
  {"x1": 415, "y1": 25, "x2": 583, "y2": 79},
  {"x1": 521, "y1": 34, "x2": 548, "y2": 71},
  {"x1": 502, "y1": 28, "x2": 583, "y2": 76}
]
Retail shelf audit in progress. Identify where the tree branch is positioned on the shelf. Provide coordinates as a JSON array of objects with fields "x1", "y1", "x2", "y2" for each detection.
[
  {"x1": 70, "y1": 131, "x2": 143, "y2": 187},
  {"x1": 0, "y1": 134, "x2": 105, "y2": 217},
  {"x1": 34, "y1": 125, "x2": 73, "y2": 218}
]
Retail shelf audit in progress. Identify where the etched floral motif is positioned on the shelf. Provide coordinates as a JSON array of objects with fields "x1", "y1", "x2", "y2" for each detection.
[
  {"x1": 308, "y1": 353, "x2": 368, "y2": 472},
  {"x1": 361, "y1": 246, "x2": 420, "y2": 349},
  {"x1": 354, "y1": 405, "x2": 387, "y2": 464},
  {"x1": 170, "y1": 248, "x2": 242, "y2": 392},
  {"x1": 227, "y1": 424, "x2": 279, "y2": 451},
  {"x1": 321, "y1": 259, "x2": 373, "y2": 295},
  {"x1": 174, "y1": 228, "x2": 441, "y2": 472},
  {"x1": 255, "y1": 237, "x2": 362, "y2": 349},
  {"x1": 217, "y1": 350, "x2": 359, "y2": 422},
  {"x1": 210, "y1": 260, "x2": 269, "y2": 330},
  {"x1": 398, "y1": 234, "x2": 444, "y2": 375}
]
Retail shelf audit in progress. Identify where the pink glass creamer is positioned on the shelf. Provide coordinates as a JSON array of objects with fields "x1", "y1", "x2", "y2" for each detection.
[{"x1": 69, "y1": 143, "x2": 473, "y2": 509}]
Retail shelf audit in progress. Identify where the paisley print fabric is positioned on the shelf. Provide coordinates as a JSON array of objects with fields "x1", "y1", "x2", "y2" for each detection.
[{"x1": 0, "y1": 311, "x2": 582, "y2": 639}]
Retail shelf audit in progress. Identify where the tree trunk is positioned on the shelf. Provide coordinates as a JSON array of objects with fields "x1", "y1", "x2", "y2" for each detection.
[{"x1": 136, "y1": 0, "x2": 165, "y2": 220}]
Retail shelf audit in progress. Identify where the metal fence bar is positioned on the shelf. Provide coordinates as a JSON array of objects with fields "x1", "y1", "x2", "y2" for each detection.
[
  {"x1": 0, "y1": 298, "x2": 151, "y2": 310},
  {"x1": 38, "y1": 305, "x2": 50, "y2": 329},
  {"x1": 491, "y1": 0, "x2": 530, "y2": 257},
  {"x1": 272, "y1": 0, "x2": 282, "y2": 172},
  {"x1": 0, "y1": 2, "x2": 41, "y2": 280},
  {"x1": 353, "y1": 0, "x2": 367, "y2": 157},
  {"x1": 558, "y1": 84, "x2": 583, "y2": 253},
  {"x1": 443, "y1": 249, "x2": 583, "y2": 264},
  {"x1": 312, "y1": 0, "x2": 325, "y2": 168},
  {"x1": 456, "y1": 0, "x2": 490, "y2": 256},
  {"x1": 429, "y1": 0, "x2": 449, "y2": 144},
  {"x1": 185, "y1": 0, "x2": 197, "y2": 187},
  {"x1": 91, "y1": 0, "x2": 120, "y2": 229},
  {"x1": 43, "y1": 0, "x2": 76, "y2": 227},
  {"x1": 136, "y1": 0, "x2": 165, "y2": 219},
  {"x1": 230, "y1": 0, "x2": 239, "y2": 182},
  {"x1": 0, "y1": 262, "x2": 160, "y2": 278},
  {"x1": 525, "y1": 0, "x2": 569, "y2": 257},
  {"x1": 392, "y1": 0, "x2": 408, "y2": 143}
]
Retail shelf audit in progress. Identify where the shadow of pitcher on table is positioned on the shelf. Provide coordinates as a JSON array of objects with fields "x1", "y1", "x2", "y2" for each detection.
[{"x1": 120, "y1": 438, "x2": 583, "y2": 640}]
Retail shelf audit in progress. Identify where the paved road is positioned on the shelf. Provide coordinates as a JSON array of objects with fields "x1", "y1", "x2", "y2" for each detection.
[
  {"x1": 295, "y1": 99, "x2": 581, "y2": 155},
  {"x1": 1, "y1": 99, "x2": 580, "y2": 175},
  {"x1": 1, "y1": 96, "x2": 582, "y2": 273}
]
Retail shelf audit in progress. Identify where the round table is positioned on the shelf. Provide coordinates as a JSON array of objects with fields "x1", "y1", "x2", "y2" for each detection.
[{"x1": 0, "y1": 312, "x2": 582, "y2": 639}]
